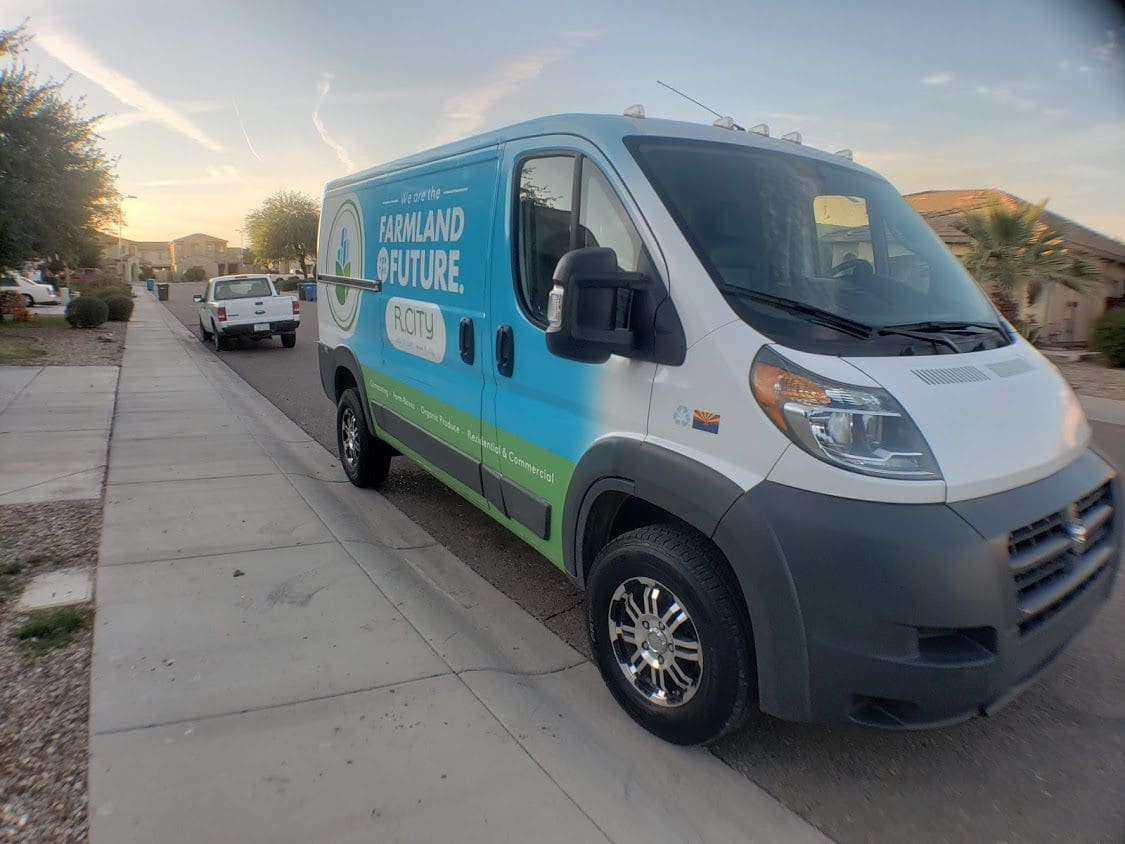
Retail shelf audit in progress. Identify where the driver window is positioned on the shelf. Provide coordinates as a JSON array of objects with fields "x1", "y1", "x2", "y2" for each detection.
[{"x1": 813, "y1": 195, "x2": 873, "y2": 278}]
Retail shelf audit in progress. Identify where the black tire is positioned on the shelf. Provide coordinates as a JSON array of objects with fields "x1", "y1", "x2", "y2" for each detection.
[
  {"x1": 281, "y1": 332, "x2": 296, "y2": 348},
  {"x1": 586, "y1": 524, "x2": 756, "y2": 745},
  {"x1": 336, "y1": 388, "x2": 390, "y2": 488},
  {"x1": 212, "y1": 322, "x2": 229, "y2": 352},
  {"x1": 198, "y1": 320, "x2": 212, "y2": 342},
  {"x1": 22, "y1": 294, "x2": 34, "y2": 307}
]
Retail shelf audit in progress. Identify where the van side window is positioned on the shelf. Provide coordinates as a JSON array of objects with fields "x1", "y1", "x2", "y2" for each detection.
[
  {"x1": 578, "y1": 163, "x2": 644, "y2": 273},
  {"x1": 516, "y1": 155, "x2": 575, "y2": 322}
]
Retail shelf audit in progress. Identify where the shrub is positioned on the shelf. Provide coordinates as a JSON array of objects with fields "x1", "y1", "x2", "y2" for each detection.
[
  {"x1": 275, "y1": 277, "x2": 299, "y2": 292},
  {"x1": 1, "y1": 291, "x2": 25, "y2": 318},
  {"x1": 182, "y1": 266, "x2": 208, "y2": 283},
  {"x1": 94, "y1": 284, "x2": 132, "y2": 300},
  {"x1": 65, "y1": 295, "x2": 109, "y2": 328},
  {"x1": 104, "y1": 294, "x2": 134, "y2": 321},
  {"x1": 1092, "y1": 309, "x2": 1125, "y2": 367}
]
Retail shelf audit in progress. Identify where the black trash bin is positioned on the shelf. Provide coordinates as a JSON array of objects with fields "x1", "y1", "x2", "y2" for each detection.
[
  {"x1": 157, "y1": 283, "x2": 169, "y2": 301},
  {"x1": 297, "y1": 284, "x2": 308, "y2": 301}
]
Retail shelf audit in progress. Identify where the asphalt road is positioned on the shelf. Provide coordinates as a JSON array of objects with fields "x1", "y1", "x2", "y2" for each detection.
[{"x1": 163, "y1": 283, "x2": 1124, "y2": 844}]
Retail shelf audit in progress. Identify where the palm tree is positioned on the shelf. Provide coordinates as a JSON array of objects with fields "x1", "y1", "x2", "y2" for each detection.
[{"x1": 953, "y1": 199, "x2": 1100, "y2": 323}]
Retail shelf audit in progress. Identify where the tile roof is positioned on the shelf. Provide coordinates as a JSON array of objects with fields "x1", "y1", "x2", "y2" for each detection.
[{"x1": 904, "y1": 189, "x2": 1125, "y2": 263}]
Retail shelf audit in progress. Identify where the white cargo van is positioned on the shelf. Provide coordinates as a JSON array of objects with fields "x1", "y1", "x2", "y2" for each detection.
[{"x1": 316, "y1": 113, "x2": 1119, "y2": 744}]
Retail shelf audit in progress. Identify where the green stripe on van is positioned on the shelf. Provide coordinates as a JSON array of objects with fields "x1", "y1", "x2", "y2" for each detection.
[{"x1": 361, "y1": 366, "x2": 575, "y2": 567}]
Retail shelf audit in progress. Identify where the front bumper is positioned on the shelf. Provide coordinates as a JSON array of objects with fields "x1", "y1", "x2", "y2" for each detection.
[
  {"x1": 216, "y1": 319, "x2": 299, "y2": 337},
  {"x1": 714, "y1": 450, "x2": 1121, "y2": 727}
]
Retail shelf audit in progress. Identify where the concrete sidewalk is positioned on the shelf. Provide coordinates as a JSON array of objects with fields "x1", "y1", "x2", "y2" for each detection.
[
  {"x1": 0, "y1": 365, "x2": 117, "y2": 504},
  {"x1": 88, "y1": 290, "x2": 826, "y2": 844}
]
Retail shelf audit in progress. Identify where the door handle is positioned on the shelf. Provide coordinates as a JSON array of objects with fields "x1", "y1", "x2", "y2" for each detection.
[
  {"x1": 496, "y1": 325, "x2": 514, "y2": 378},
  {"x1": 459, "y1": 317, "x2": 474, "y2": 365}
]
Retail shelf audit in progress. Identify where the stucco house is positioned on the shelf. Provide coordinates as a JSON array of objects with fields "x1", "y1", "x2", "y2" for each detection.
[
  {"x1": 170, "y1": 233, "x2": 245, "y2": 279},
  {"x1": 904, "y1": 189, "x2": 1125, "y2": 345}
]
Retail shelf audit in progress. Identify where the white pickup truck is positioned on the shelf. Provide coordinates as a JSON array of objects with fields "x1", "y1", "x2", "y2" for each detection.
[{"x1": 194, "y1": 274, "x2": 300, "y2": 351}]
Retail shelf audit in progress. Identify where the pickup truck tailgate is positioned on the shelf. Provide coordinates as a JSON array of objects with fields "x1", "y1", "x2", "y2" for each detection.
[{"x1": 223, "y1": 296, "x2": 297, "y2": 324}]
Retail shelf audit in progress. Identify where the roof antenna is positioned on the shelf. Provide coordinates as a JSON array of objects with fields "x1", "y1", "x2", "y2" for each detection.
[{"x1": 657, "y1": 80, "x2": 745, "y2": 131}]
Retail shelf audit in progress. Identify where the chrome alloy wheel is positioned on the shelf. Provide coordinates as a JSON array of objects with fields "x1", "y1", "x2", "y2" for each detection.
[
  {"x1": 607, "y1": 576, "x2": 703, "y2": 708},
  {"x1": 340, "y1": 407, "x2": 360, "y2": 471}
]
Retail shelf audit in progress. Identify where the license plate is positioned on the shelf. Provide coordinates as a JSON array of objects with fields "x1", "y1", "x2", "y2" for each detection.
[{"x1": 253, "y1": 323, "x2": 270, "y2": 332}]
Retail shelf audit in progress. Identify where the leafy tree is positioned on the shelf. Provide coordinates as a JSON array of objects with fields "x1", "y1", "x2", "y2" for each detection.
[
  {"x1": 182, "y1": 266, "x2": 207, "y2": 283},
  {"x1": 138, "y1": 264, "x2": 154, "y2": 281},
  {"x1": 0, "y1": 24, "x2": 118, "y2": 272},
  {"x1": 953, "y1": 199, "x2": 1100, "y2": 322},
  {"x1": 76, "y1": 231, "x2": 105, "y2": 269},
  {"x1": 244, "y1": 191, "x2": 319, "y2": 277}
]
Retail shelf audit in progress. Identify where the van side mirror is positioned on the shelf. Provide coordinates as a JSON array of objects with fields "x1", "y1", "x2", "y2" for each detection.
[
  {"x1": 546, "y1": 247, "x2": 648, "y2": 363},
  {"x1": 192, "y1": 295, "x2": 204, "y2": 303}
]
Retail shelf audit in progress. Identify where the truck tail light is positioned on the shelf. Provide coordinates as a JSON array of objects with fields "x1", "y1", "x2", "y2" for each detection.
[
  {"x1": 292, "y1": 300, "x2": 300, "y2": 315},
  {"x1": 217, "y1": 306, "x2": 227, "y2": 322}
]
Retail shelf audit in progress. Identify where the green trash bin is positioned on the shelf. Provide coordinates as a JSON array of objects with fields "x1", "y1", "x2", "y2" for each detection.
[{"x1": 157, "y1": 283, "x2": 169, "y2": 301}]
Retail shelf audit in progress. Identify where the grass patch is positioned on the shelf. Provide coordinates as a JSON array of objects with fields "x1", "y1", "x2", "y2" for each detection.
[
  {"x1": 0, "y1": 314, "x2": 69, "y2": 330},
  {"x1": 13, "y1": 605, "x2": 91, "y2": 656},
  {"x1": 0, "y1": 335, "x2": 46, "y2": 364},
  {"x1": 1, "y1": 561, "x2": 23, "y2": 576}
]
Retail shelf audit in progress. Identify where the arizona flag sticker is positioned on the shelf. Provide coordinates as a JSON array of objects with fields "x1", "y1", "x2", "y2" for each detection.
[{"x1": 692, "y1": 410, "x2": 721, "y2": 434}]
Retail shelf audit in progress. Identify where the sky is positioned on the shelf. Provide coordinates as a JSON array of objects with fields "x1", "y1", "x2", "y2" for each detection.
[{"x1": 3, "y1": 0, "x2": 1123, "y2": 245}]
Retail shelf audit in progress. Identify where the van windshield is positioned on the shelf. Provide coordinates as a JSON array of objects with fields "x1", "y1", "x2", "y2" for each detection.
[{"x1": 625, "y1": 137, "x2": 1007, "y2": 355}]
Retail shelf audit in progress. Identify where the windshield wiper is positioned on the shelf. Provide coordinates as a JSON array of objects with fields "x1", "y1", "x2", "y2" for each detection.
[
  {"x1": 877, "y1": 327, "x2": 961, "y2": 354},
  {"x1": 719, "y1": 286, "x2": 872, "y2": 338},
  {"x1": 883, "y1": 320, "x2": 1007, "y2": 339}
]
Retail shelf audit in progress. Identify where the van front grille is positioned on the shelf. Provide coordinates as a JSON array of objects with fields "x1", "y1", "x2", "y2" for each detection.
[{"x1": 1008, "y1": 482, "x2": 1115, "y2": 637}]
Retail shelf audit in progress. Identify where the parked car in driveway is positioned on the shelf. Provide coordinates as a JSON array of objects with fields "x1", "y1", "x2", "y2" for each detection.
[
  {"x1": 1, "y1": 271, "x2": 60, "y2": 306},
  {"x1": 194, "y1": 274, "x2": 300, "y2": 351}
]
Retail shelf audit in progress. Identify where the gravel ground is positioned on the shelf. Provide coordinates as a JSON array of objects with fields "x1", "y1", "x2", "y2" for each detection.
[
  {"x1": 0, "y1": 314, "x2": 125, "y2": 367},
  {"x1": 0, "y1": 500, "x2": 100, "y2": 843},
  {"x1": 1053, "y1": 360, "x2": 1125, "y2": 401}
]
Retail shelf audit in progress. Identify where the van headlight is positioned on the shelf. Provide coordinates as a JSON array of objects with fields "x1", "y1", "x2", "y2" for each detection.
[{"x1": 750, "y1": 347, "x2": 941, "y2": 480}]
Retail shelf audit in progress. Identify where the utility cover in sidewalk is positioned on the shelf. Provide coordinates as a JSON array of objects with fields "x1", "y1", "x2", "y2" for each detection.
[{"x1": 17, "y1": 568, "x2": 92, "y2": 611}]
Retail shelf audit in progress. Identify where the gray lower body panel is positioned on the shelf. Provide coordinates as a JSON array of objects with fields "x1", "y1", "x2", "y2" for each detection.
[{"x1": 715, "y1": 450, "x2": 1121, "y2": 727}]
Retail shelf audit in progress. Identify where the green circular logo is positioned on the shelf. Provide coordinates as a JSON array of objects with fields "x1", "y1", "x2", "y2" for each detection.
[{"x1": 325, "y1": 198, "x2": 363, "y2": 332}]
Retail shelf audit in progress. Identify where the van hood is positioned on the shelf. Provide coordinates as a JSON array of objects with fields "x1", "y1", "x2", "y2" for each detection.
[{"x1": 843, "y1": 342, "x2": 1090, "y2": 502}]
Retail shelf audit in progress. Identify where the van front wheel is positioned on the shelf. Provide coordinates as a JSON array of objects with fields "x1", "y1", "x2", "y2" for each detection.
[
  {"x1": 336, "y1": 388, "x2": 390, "y2": 488},
  {"x1": 586, "y1": 524, "x2": 755, "y2": 745}
]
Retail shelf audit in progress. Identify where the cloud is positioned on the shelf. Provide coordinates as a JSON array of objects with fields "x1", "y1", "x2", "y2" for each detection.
[
  {"x1": 312, "y1": 75, "x2": 356, "y2": 171},
  {"x1": 973, "y1": 84, "x2": 1064, "y2": 118},
  {"x1": 232, "y1": 99, "x2": 262, "y2": 162},
  {"x1": 1095, "y1": 28, "x2": 1119, "y2": 63},
  {"x1": 35, "y1": 26, "x2": 221, "y2": 151},
  {"x1": 438, "y1": 50, "x2": 565, "y2": 143},
  {"x1": 922, "y1": 72, "x2": 953, "y2": 86},
  {"x1": 95, "y1": 100, "x2": 222, "y2": 134},
  {"x1": 141, "y1": 165, "x2": 241, "y2": 188}
]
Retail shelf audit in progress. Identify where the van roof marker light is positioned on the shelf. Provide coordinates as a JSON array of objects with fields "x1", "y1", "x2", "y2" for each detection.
[
  {"x1": 781, "y1": 131, "x2": 802, "y2": 144},
  {"x1": 748, "y1": 123, "x2": 769, "y2": 136},
  {"x1": 834, "y1": 148, "x2": 854, "y2": 160},
  {"x1": 624, "y1": 104, "x2": 646, "y2": 119}
]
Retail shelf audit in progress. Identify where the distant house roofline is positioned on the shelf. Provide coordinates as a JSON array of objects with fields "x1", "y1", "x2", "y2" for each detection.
[
  {"x1": 903, "y1": 189, "x2": 1125, "y2": 264},
  {"x1": 171, "y1": 232, "x2": 227, "y2": 244}
]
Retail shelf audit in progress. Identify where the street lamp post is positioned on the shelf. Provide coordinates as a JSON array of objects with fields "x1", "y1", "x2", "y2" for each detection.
[{"x1": 118, "y1": 194, "x2": 137, "y2": 281}]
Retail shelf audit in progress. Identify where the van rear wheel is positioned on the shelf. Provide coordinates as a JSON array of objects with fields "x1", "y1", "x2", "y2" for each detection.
[
  {"x1": 586, "y1": 524, "x2": 755, "y2": 745},
  {"x1": 336, "y1": 388, "x2": 390, "y2": 488}
]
